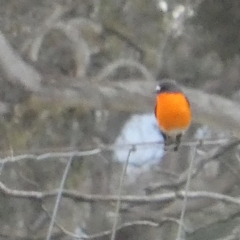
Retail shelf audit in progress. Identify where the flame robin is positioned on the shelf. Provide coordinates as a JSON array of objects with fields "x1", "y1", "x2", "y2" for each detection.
[{"x1": 154, "y1": 80, "x2": 192, "y2": 151}]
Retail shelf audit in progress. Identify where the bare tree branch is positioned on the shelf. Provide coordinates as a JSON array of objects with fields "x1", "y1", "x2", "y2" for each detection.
[
  {"x1": 176, "y1": 145, "x2": 198, "y2": 240},
  {"x1": 111, "y1": 148, "x2": 133, "y2": 240},
  {"x1": 145, "y1": 139, "x2": 240, "y2": 193},
  {"x1": 0, "y1": 228, "x2": 62, "y2": 240},
  {"x1": 52, "y1": 22, "x2": 90, "y2": 78},
  {"x1": 0, "y1": 138, "x2": 229, "y2": 166},
  {"x1": 95, "y1": 59, "x2": 155, "y2": 82},
  {"x1": 217, "y1": 227, "x2": 240, "y2": 240},
  {"x1": 187, "y1": 210, "x2": 240, "y2": 239},
  {"x1": 46, "y1": 154, "x2": 74, "y2": 240},
  {"x1": 33, "y1": 78, "x2": 240, "y2": 138},
  {"x1": 0, "y1": 138, "x2": 228, "y2": 161},
  {"x1": 0, "y1": 149, "x2": 101, "y2": 164},
  {"x1": 22, "y1": 5, "x2": 67, "y2": 61},
  {"x1": 0, "y1": 180, "x2": 240, "y2": 207},
  {"x1": 1, "y1": 27, "x2": 240, "y2": 138},
  {"x1": 0, "y1": 30, "x2": 42, "y2": 91},
  {"x1": 43, "y1": 203, "x2": 159, "y2": 240},
  {"x1": 102, "y1": 25, "x2": 145, "y2": 61},
  {"x1": 24, "y1": 11, "x2": 101, "y2": 77}
]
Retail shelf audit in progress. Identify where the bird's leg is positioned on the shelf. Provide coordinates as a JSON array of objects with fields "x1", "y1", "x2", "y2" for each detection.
[
  {"x1": 162, "y1": 132, "x2": 172, "y2": 151},
  {"x1": 174, "y1": 134, "x2": 182, "y2": 151}
]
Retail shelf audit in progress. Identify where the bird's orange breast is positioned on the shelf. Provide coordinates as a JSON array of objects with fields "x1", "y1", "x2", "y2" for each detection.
[{"x1": 155, "y1": 93, "x2": 191, "y2": 133}]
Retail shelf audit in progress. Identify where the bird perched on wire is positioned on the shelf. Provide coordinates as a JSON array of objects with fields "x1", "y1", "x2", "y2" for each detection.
[{"x1": 154, "y1": 80, "x2": 192, "y2": 151}]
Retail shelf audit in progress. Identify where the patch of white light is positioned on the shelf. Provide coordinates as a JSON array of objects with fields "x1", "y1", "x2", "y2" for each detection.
[
  {"x1": 173, "y1": 4, "x2": 185, "y2": 19},
  {"x1": 114, "y1": 113, "x2": 164, "y2": 173},
  {"x1": 171, "y1": 4, "x2": 186, "y2": 36},
  {"x1": 75, "y1": 227, "x2": 88, "y2": 240},
  {"x1": 158, "y1": 0, "x2": 168, "y2": 12}
]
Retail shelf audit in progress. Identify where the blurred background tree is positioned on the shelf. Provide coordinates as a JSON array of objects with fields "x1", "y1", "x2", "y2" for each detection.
[{"x1": 0, "y1": 0, "x2": 240, "y2": 240}]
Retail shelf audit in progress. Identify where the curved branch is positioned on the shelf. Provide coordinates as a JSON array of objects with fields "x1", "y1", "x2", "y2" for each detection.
[
  {"x1": 145, "y1": 139, "x2": 240, "y2": 193},
  {"x1": 103, "y1": 25, "x2": 145, "y2": 61},
  {"x1": 0, "y1": 180, "x2": 240, "y2": 207},
  {"x1": 36, "y1": 79, "x2": 240, "y2": 138},
  {"x1": 25, "y1": 14, "x2": 101, "y2": 77},
  {"x1": 95, "y1": 59, "x2": 155, "y2": 82},
  {"x1": 1, "y1": 28, "x2": 240, "y2": 138},
  {"x1": 23, "y1": 5, "x2": 67, "y2": 62},
  {"x1": 0, "y1": 30, "x2": 42, "y2": 91}
]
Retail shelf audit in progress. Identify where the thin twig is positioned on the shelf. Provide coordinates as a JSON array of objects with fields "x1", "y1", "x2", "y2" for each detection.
[
  {"x1": 0, "y1": 149, "x2": 101, "y2": 164},
  {"x1": 103, "y1": 25, "x2": 145, "y2": 61},
  {"x1": 0, "y1": 30, "x2": 42, "y2": 91},
  {"x1": 0, "y1": 163, "x2": 4, "y2": 176},
  {"x1": 145, "y1": 139, "x2": 240, "y2": 193},
  {"x1": 187, "y1": 209, "x2": 240, "y2": 237},
  {"x1": 110, "y1": 147, "x2": 134, "y2": 240},
  {"x1": 22, "y1": 5, "x2": 67, "y2": 61},
  {"x1": 42, "y1": 204, "x2": 82, "y2": 239},
  {"x1": 43, "y1": 203, "x2": 158, "y2": 240},
  {"x1": 154, "y1": 168, "x2": 179, "y2": 179},
  {"x1": 160, "y1": 217, "x2": 188, "y2": 233},
  {"x1": 1, "y1": 180, "x2": 240, "y2": 206},
  {"x1": 0, "y1": 138, "x2": 230, "y2": 165},
  {"x1": 95, "y1": 59, "x2": 155, "y2": 82},
  {"x1": 45, "y1": 154, "x2": 74, "y2": 240},
  {"x1": 176, "y1": 145, "x2": 198, "y2": 240}
]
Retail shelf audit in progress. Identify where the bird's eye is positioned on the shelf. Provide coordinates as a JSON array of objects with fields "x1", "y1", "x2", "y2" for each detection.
[{"x1": 156, "y1": 85, "x2": 161, "y2": 91}]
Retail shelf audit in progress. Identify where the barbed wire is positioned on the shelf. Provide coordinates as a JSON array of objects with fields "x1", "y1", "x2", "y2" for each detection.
[
  {"x1": 0, "y1": 178, "x2": 240, "y2": 206},
  {"x1": 0, "y1": 138, "x2": 232, "y2": 165},
  {"x1": 145, "y1": 139, "x2": 240, "y2": 194},
  {"x1": 0, "y1": 137, "x2": 239, "y2": 240}
]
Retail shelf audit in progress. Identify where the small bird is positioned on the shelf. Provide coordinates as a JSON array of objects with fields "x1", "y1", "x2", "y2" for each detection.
[{"x1": 154, "y1": 80, "x2": 192, "y2": 151}]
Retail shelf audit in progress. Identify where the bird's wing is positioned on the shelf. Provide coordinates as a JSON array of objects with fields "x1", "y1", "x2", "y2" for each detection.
[
  {"x1": 154, "y1": 104, "x2": 157, "y2": 117},
  {"x1": 185, "y1": 95, "x2": 191, "y2": 108}
]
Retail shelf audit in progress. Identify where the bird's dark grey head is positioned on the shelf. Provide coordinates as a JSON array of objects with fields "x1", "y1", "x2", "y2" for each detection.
[{"x1": 155, "y1": 79, "x2": 182, "y2": 94}]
